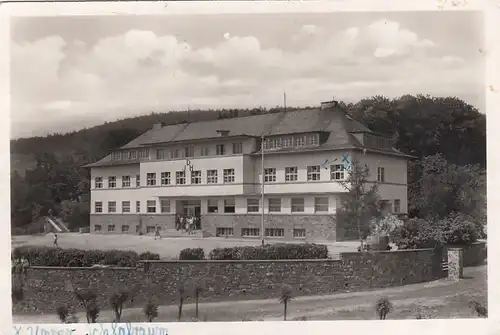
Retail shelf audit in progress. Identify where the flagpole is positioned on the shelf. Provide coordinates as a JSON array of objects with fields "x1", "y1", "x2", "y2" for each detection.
[{"x1": 261, "y1": 134, "x2": 265, "y2": 246}]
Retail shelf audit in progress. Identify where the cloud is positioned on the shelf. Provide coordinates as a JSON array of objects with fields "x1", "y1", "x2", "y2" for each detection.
[{"x1": 11, "y1": 19, "x2": 481, "y2": 138}]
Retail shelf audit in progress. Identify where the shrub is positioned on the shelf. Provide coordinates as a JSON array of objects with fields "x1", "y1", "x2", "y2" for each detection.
[
  {"x1": 12, "y1": 281, "x2": 24, "y2": 302},
  {"x1": 139, "y1": 251, "x2": 160, "y2": 260},
  {"x1": 371, "y1": 215, "x2": 404, "y2": 237},
  {"x1": 208, "y1": 243, "x2": 328, "y2": 260},
  {"x1": 144, "y1": 299, "x2": 159, "y2": 322},
  {"x1": 12, "y1": 246, "x2": 147, "y2": 267},
  {"x1": 56, "y1": 305, "x2": 70, "y2": 323},
  {"x1": 179, "y1": 248, "x2": 205, "y2": 260},
  {"x1": 375, "y1": 297, "x2": 393, "y2": 320},
  {"x1": 439, "y1": 212, "x2": 479, "y2": 245},
  {"x1": 390, "y1": 218, "x2": 443, "y2": 250}
]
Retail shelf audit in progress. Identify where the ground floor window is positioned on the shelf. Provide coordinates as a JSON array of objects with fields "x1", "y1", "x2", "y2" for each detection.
[
  {"x1": 291, "y1": 197, "x2": 305, "y2": 213},
  {"x1": 94, "y1": 225, "x2": 102, "y2": 232},
  {"x1": 146, "y1": 226, "x2": 155, "y2": 234},
  {"x1": 394, "y1": 199, "x2": 401, "y2": 213},
  {"x1": 265, "y1": 228, "x2": 284, "y2": 237},
  {"x1": 147, "y1": 200, "x2": 156, "y2": 213},
  {"x1": 122, "y1": 201, "x2": 131, "y2": 213},
  {"x1": 108, "y1": 201, "x2": 117, "y2": 213},
  {"x1": 242, "y1": 228, "x2": 260, "y2": 237},
  {"x1": 216, "y1": 227, "x2": 234, "y2": 237},
  {"x1": 108, "y1": 225, "x2": 115, "y2": 232},
  {"x1": 207, "y1": 199, "x2": 218, "y2": 213},
  {"x1": 122, "y1": 225, "x2": 129, "y2": 233},
  {"x1": 268, "y1": 198, "x2": 281, "y2": 212},
  {"x1": 95, "y1": 202, "x2": 103, "y2": 213},
  {"x1": 314, "y1": 197, "x2": 329, "y2": 212},
  {"x1": 161, "y1": 199, "x2": 171, "y2": 213},
  {"x1": 224, "y1": 198, "x2": 235, "y2": 213},
  {"x1": 247, "y1": 198, "x2": 260, "y2": 213},
  {"x1": 293, "y1": 228, "x2": 306, "y2": 238},
  {"x1": 136, "y1": 201, "x2": 140, "y2": 213},
  {"x1": 136, "y1": 225, "x2": 140, "y2": 233}
]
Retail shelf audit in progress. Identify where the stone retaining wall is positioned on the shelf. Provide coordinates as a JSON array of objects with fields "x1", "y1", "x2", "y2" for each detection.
[{"x1": 13, "y1": 249, "x2": 443, "y2": 314}]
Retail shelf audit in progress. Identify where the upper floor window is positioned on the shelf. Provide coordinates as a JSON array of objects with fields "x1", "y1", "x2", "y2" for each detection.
[
  {"x1": 216, "y1": 144, "x2": 226, "y2": 155},
  {"x1": 307, "y1": 165, "x2": 321, "y2": 181},
  {"x1": 136, "y1": 201, "x2": 140, "y2": 213},
  {"x1": 95, "y1": 177, "x2": 103, "y2": 189},
  {"x1": 285, "y1": 167, "x2": 298, "y2": 182},
  {"x1": 201, "y1": 147, "x2": 210, "y2": 156},
  {"x1": 156, "y1": 149, "x2": 166, "y2": 160},
  {"x1": 191, "y1": 170, "x2": 202, "y2": 184},
  {"x1": 269, "y1": 138, "x2": 281, "y2": 149},
  {"x1": 147, "y1": 200, "x2": 156, "y2": 213},
  {"x1": 161, "y1": 172, "x2": 171, "y2": 185},
  {"x1": 377, "y1": 167, "x2": 385, "y2": 183},
  {"x1": 108, "y1": 176, "x2": 117, "y2": 188},
  {"x1": 136, "y1": 175, "x2": 140, "y2": 187},
  {"x1": 224, "y1": 198, "x2": 235, "y2": 213},
  {"x1": 282, "y1": 137, "x2": 293, "y2": 148},
  {"x1": 264, "y1": 168, "x2": 276, "y2": 183},
  {"x1": 232, "y1": 142, "x2": 243, "y2": 154},
  {"x1": 128, "y1": 151, "x2": 137, "y2": 160},
  {"x1": 207, "y1": 199, "x2": 218, "y2": 213},
  {"x1": 330, "y1": 164, "x2": 345, "y2": 181},
  {"x1": 122, "y1": 176, "x2": 131, "y2": 188},
  {"x1": 171, "y1": 149, "x2": 180, "y2": 159},
  {"x1": 295, "y1": 135, "x2": 306, "y2": 147},
  {"x1": 223, "y1": 169, "x2": 235, "y2": 183},
  {"x1": 185, "y1": 147, "x2": 194, "y2": 158},
  {"x1": 112, "y1": 152, "x2": 122, "y2": 161},
  {"x1": 176, "y1": 171, "x2": 186, "y2": 185},
  {"x1": 95, "y1": 201, "x2": 103, "y2": 213},
  {"x1": 207, "y1": 170, "x2": 218, "y2": 184},
  {"x1": 138, "y1": 149, "x2": 149, "y2": 160},
  {"x1": 147, "y1": 173, "x2": 157, "y2": 186},
  {"x1": 306, "y1": 134, "x2": 318, "y2": 146}
]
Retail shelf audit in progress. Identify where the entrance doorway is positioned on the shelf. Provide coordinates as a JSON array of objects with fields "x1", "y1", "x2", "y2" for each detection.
[{"x1": 179, "y1": 200, "x2": 201, "y2": 230}]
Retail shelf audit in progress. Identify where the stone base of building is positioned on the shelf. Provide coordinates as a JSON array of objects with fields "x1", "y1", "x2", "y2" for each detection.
[{"x1": 90, "y1": 214, "x2": 338, "y2": 241}]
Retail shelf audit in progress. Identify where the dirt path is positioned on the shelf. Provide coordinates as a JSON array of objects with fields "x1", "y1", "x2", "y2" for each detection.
[{"x1": 13, "y1": 266, "x2": 486, "y2": 323}]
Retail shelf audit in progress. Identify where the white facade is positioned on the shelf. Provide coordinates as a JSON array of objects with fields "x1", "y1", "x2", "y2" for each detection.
[{"x1": 89, "y1": 138, "x2": 408, "y2": 216}]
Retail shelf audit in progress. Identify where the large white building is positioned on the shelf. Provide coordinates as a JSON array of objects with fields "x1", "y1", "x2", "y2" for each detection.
[{"x1": 85, "y1": 100, "x2": 411, "y2": 241}]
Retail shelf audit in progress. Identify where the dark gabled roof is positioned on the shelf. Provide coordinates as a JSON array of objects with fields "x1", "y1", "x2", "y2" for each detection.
[{"x1": 83, "y1": 106, "x2": 411, "y2": 168}]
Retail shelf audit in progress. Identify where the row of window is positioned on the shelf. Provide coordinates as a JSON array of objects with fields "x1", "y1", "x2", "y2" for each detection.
[
  {"x1": 94, "y1": 224, "x2": 159, "y2": 233},
  {"x1": 216, "y1": 227, "x2": 306, "y2": 238},
  {"x1": 94, "y1": 197, "x2": 330, "y2": 214},
  {"x1": 111, "y1": 143, "x2": 244, "y2": 161},
  {"x1": 94, "y1": 165, "x2": 386, "y2": 189},
  {"x1": 263, "y1": 134, "x2": 319, "y2": 150}
]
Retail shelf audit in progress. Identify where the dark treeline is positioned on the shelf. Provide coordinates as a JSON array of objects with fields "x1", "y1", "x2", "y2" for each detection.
[{"x1": 10, "y1": 94, "x2": 486, "y2": 232}]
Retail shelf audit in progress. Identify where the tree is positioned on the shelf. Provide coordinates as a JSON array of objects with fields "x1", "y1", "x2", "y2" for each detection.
[
  {"x1": 279, "y1": 285, "x2": 293, "y2": 321},
  {"x1": 144, "y1": 299, "x2": 159, "y2": 322},
  {"x1": 194, "y1": 284, "x2": 204, "y2": 320},
  {"x1": 109, "y1": 289, "x2": 130, "y2": 322},
  {"x1": 337, "y1": 159, "x2": 383, "y2": 244},
  {"x1": 375, "y1": 297, "x2": 393, "y2": 320},
  {"x1": 177, "y1": 286, "x2": 186, "y2": 321},
  {"x1": 409, "y1": 154, "x2": 485, "y2": 220},
  {"x1": 74, "y1": 289, "x2": 99, "y2": 323}
]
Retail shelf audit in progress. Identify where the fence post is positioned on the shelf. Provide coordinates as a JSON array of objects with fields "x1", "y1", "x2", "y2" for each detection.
[{"x1": 447, "y1": 248, "x2": 464, "y2": 282}]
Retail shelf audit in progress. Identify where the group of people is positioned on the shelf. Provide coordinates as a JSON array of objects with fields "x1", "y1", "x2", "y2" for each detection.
[{"x1": 175, "y1": 214, "x2": 198, "y2": 234}]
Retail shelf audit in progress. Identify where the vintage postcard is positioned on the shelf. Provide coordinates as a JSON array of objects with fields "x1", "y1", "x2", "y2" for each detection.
[{"x1": 2, "y1": 0, "x2": 498, "y2": 334}]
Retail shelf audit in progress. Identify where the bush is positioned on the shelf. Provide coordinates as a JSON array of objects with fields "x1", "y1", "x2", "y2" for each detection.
[
  {"x1": 179, "y1": 248, "x2": 205, "y2": 260},
  {"x1": 12, "y1": 246, "x2": 150, "y2": 267},
  {"x1": 139, "y1": 251, "x2": 160, "y2": 260},
  {"x1": 439, "y1": 212, "x2": 479, "y2": 245},
  {"x1": 208, "y1": 243, "x2": 328, "y2": 260}
]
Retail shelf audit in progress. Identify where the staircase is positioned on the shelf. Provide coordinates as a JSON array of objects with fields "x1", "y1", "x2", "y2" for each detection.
[
  {"x1": 45, "y1": 217, "x2": 70, "y2": 233},
  {"x1": 160, "y1": 228, "x2": 204, "y2": 238}
]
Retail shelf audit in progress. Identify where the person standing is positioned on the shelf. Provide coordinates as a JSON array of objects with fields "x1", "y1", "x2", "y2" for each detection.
[
  {"x1": 154, "y1": 225, "x2": 161, "y2": 240},
  {"x1": 53, "y1": 233, "x2": 59, "y2": 248}
]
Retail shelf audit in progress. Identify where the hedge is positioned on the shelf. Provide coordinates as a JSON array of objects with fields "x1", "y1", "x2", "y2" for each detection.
[
  {"x1": 12, "y1": 246, "x2": 147, "y2": 267},
  {"x1": 179, "y1": 248, "x2": 205, "y2": 260},
  {"x1": 139, "y1": 251, "x2": 161, "y2": 260},
  {"x1": 208, "y1": 243, "x2": 329, "y2": 260}
]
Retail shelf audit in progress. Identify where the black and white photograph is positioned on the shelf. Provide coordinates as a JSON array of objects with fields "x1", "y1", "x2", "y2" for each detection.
[{"x1": 8, "y1": 2, "x2": 488, "y2": 326}]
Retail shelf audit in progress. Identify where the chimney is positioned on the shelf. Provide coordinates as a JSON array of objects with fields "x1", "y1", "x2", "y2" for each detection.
[
  {"x1": 320, "y1": 99, "x2": 338, "y2": 110},
  {"x1": 152, "y1": 123, "x2": 164, "y2": 130},
  {"x1": 216, "y1": 129, "x2": 230, "y2": 137}
]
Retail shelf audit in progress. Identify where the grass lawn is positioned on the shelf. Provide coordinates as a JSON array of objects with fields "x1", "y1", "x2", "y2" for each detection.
[
  {"x1": 11, "y1": 233, "x2": 359, "y2": 259},
  {"x1": 13, "y1": 266, "x2": 487, "y2": 323}
]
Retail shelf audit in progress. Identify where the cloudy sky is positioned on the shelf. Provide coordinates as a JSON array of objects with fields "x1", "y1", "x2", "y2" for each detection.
[{"x1": 10, "y1": 11, "x2": 484, "y2": 139}]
